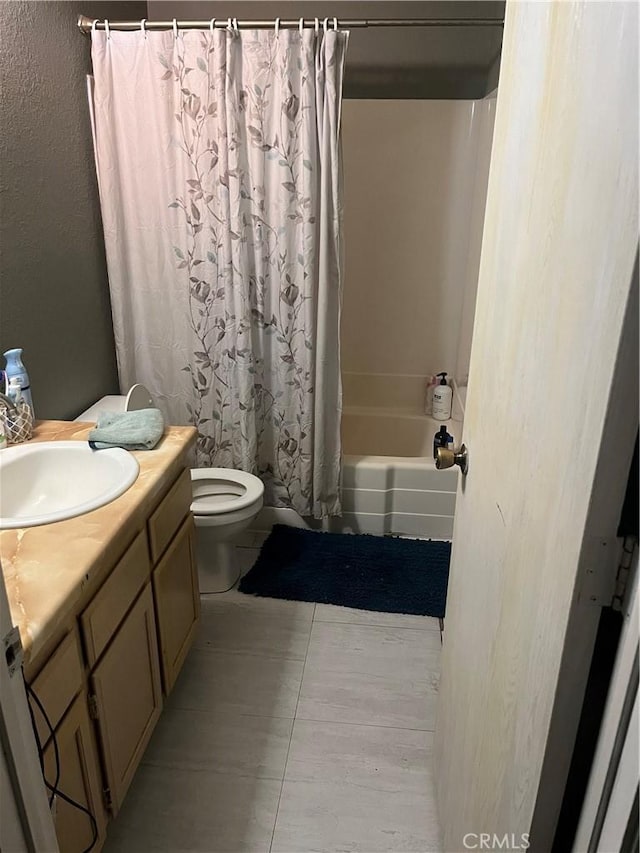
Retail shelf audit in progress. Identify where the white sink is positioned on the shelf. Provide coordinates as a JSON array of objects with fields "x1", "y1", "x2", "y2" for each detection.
[{"x1": 0, "y1": 441, "x2": 140, "y2": 529}]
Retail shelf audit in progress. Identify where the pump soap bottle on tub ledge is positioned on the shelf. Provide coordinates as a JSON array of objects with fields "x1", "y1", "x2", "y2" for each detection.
[{"x1": 432, "y1": 372, "x2": 452, "y2": 421}]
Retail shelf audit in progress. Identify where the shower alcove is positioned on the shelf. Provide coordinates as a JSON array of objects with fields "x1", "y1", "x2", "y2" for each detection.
[
  {"x1": 89, "y1": 0, "x2": 506, "y2": 539},
  {"x1": 206, "y1": 0, "x2": 504, "y2": 538}
]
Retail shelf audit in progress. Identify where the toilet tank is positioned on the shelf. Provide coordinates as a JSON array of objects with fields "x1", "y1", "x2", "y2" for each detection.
[
  {"x1": 74, "y1": 385, "x2": 154, "y2": 422},
  {"x1": 75, "y1": 395, "x2": 126, "y2": 422}
]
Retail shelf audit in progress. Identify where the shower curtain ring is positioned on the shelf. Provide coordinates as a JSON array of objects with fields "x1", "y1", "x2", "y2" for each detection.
[
  {"x1": 299, "y1": 17, "x2": 304, "y2": 34},
  {"x1": 322, "y1": 17, "x2": 329, "y2": 34},
  {"x1": 233, "y1": 17, "x2": 239, "y2": 33},
  {"x1": 226, "y1": 17, "x2": 232, "y2": 30},
  {"x1": 140, "y1": 18, "x2": 147, "y2": 37},
  {"x1": 333, "y1": 17, "x2": 338, "y2": 31},
  {"x1": 274, "y1": 17, "x2": 281, "y2": 37},
  {"x1": 104, "y1": 18, "x2": 110, "y2": 39},
  {"x1": 209, "y1": 17, "x2": 216, "y2": 33},
  {"x1": 172, "y1": 18, "x2": 178, "y2": 38},
  {"x1": 91, "y1": 18, "x2": 99, "y2": 37},
  {"x1": 314, "y1": 17, "x2": 319, "y2": 36}
]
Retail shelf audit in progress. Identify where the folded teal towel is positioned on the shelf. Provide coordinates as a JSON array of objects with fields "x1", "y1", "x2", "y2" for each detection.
[{"x1": 88, "y1": 409, "x2": 165, "y2": 451}]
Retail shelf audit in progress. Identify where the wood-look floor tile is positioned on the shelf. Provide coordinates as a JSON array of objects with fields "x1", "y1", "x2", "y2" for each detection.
[
  {"x1": 170, "y1": 648, "x2": 304, "y2": 719},
  {"x1": 142, "y1": 706, "x2": 293, "y2": 778},
  {"x1": 271, "y1": 720, "x2": 442, "y2": 852},
  {"x1": 297, "y1": 622, "x2": 441, "y2": 729},
  {"x1": 104, "y1": 764, "x2": 281, "y2": 853}
]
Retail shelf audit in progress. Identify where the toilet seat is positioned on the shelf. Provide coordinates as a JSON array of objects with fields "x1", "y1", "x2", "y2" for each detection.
[{"x1": 191, "y1": 468, "x2": 264, "y2": 516}]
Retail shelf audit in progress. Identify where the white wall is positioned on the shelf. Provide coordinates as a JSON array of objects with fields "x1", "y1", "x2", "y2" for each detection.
[
  {"x1": 341, "y1": 99, "x2": 495, "y2": 408},
  {"x1": 455, "y1": 91, "x2": 497, "y2": 385}
]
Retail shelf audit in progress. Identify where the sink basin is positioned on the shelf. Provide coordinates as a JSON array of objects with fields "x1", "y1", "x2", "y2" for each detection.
[{"x1": 0, "y1": 441, "x2": 140, "y2": 529}]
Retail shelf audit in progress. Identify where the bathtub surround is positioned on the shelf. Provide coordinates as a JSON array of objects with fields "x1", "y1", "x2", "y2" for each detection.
[
  {"x1": 342, "y1": 372, "x2": 429, "y2": 412},
  {"x1": 455, "y1": 89, "x2": 497, "y2": 385},
  {"x1": 341, "y1": 97, "x2": 496, "y2": 389},
  {"x1": 90, "y1": 26, "x2": 348, "y2": 517},
  {"x1": 343, "y1": 371, "x2": 466, "y2": 418}
]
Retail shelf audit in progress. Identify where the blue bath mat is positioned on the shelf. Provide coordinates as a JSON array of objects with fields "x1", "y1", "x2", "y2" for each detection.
[{"x1": 239, "y1": 525, "x2": 451, "y2": 618}]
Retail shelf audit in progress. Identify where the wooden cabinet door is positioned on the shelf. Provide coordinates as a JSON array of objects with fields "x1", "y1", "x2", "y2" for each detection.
[
  {"x1": 89, "y1": 583, "x2": 162, "y2": 815},
  {"x1": 80, "y1": 530, "x2": 150, "y2": 667},
  {"x1": 29, "y1": 630, "x2": 84, "y2": 749},
  {"x1": 43, "y1": 694, "x2": 107, "y2": 853},
  {"x1": 147, "y1": 467, "x2": 192, "y2": 563},
  {"x1": 152, "y1": 515, "x2": 200, "y2": 695}
]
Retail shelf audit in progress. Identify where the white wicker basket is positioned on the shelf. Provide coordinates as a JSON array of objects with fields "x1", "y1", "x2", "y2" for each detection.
[{"x1": 2, "y1": 401, "x2": 34, "y2": 445}]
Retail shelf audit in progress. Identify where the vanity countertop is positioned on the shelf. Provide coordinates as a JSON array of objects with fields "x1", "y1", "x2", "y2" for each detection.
[{"x1": 0, "y1": 420, "x2": 197, "y2": 666}]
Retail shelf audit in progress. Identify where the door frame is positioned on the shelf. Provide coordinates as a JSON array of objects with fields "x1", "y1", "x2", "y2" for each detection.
[
  {"x1": 573, "y1": 545, "x2": 639, "y2": 851},
  {"x1": 530, "y1": 257, "x2": 639, "y2": 848}
]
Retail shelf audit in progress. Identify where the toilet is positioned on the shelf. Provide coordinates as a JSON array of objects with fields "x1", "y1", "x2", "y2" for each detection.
[
  {"x1": 76, "y1": 385, "x2": 264, "y2": 593},
  {"x1": 191, "y1": 468, "x2": 264, "y2": 592}
]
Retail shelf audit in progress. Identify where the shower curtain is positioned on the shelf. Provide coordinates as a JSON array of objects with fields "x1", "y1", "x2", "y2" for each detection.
[{"x1": 90, "y1": 25, "x2": 348, "y2": 517}]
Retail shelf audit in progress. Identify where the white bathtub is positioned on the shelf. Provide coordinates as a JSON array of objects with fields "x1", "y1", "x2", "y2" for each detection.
[
  {"x1": 338, "y1": 408, "x2": 460, "y2": 539},
  {"x1": 252, "y1": 407, "x2": 461, "y2": 541}
]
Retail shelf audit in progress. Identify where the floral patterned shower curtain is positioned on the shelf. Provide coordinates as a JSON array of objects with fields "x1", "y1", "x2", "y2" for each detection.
[{"x1": 91, "y1": 25, "x2": 348, "y2": 517}]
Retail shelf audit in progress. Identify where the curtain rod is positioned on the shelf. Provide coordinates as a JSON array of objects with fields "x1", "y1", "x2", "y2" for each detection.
[{"x1": 77, "y1": 14, "x2": 503, "y2": 34}]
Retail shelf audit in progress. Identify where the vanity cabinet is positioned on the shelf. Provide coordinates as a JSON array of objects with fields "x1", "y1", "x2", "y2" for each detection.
[
  {"x1": 147, "y1": 467, "x2": 192, "y2": 563},
  {"x1": 89, "y1": 583, "x2": 162, "y2": 814},
  {"x1": 27, "y1": 627, "x2": 107, "y2": 853},
  {"x1": 22, "y1": 455, "x2": 199, "y2": 851},
  {"x1": 80, "y1": 530, "x2": 150, "y2": 668},
  {"x1": 29, "y1": 630, "x2": 84, "y2": 748},
  {"x1": 152, "y1": 515, "x2": 200, "y2": 694},
  {"x1": 43, "y1": 695, "x2": 107, "y2": 852}
]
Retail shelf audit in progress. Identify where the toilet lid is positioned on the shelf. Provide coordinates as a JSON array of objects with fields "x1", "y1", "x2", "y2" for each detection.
[{"x1": 191, "y1": 468, "x2": 264, "y2": 515}]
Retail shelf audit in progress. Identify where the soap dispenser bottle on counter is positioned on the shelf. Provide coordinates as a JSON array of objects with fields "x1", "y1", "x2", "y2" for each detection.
[
  {"x1": 432, "y1": 372, "x2": 452, "y2": 421},
  {"x1": 3, "y1": 348, "x2": 34, "y2": 416}
]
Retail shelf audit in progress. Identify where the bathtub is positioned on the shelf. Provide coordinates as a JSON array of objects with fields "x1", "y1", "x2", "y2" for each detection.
[
  {"x1": 252, "y1": 407, "x2": 461, "y2": 541},
  {"x1": 338, "y1": 408, "x2": 461, "y2": 539}
]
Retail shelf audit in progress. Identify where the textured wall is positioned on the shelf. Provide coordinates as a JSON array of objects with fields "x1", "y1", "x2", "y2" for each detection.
[{"x1": 0, "y1": 1, "x2": 145, "y2": 419}]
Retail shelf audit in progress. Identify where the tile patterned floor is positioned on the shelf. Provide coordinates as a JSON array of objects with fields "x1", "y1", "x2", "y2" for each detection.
[{"x1": 104, "y1": 546, "x2": 443, "y2": 853}]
